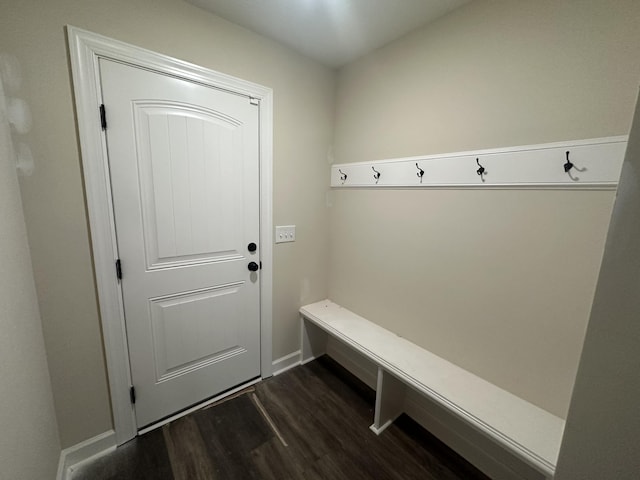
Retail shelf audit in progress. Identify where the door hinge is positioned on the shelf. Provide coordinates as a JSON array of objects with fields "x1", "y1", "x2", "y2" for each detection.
[
  {"x1": 249, "y1": 97, "x2": 260, "y2": 106},
  {"x1": 130, "y1": 386, "x2": 136, "y2": 404},
  {"x1": 99, "y1": 104, "x2": 107, "y2": 130},
  {"x1": 115, "y1": 259, "x2": 122, "y2": 280}
]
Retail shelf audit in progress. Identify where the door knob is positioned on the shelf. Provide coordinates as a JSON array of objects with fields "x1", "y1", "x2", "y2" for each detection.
[{"x1": 248, "y1": 261, "x2": 259, "y2": 272}]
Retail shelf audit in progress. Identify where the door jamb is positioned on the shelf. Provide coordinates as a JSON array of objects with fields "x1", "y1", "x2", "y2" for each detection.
[{"x1": 67, "y1": 25, "x2": 274, "y2": 445}]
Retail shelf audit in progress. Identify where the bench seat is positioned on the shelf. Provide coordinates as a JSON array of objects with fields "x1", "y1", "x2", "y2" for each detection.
[{"x1": 300, "y1": 300, "x2": 564, "y2": 479}]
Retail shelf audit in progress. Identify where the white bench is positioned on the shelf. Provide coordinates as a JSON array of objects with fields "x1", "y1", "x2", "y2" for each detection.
[{"x1": 300, "y1": 300, "x2": 564, "y2": 480}]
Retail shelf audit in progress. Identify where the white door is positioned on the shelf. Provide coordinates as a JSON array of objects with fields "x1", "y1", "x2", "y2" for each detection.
[{"x1": 100, "y1": 59, "x2": 261, "y2": 428}]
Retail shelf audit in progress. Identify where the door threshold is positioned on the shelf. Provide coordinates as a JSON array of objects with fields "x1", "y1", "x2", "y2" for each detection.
[{"x1": 138, "y1": 377, "x2": 262, "y2": 435}]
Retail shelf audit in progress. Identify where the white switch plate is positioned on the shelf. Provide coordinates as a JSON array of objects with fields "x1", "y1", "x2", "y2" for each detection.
[{"x1": 275, "y1": 225, "x2": 296, "y2": 243}]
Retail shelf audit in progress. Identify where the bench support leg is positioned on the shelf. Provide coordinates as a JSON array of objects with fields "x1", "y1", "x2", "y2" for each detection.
[
  {"x1": 300, "y1": 317, "x2": 328, "y2": 365},
  {"x1": 370, "y1": 368, "x2": 406, "y2": 435}
]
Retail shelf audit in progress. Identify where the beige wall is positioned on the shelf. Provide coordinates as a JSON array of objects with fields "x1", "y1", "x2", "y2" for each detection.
[
  {"x1": 0, "y1": 73, "x2": 61, "y2": 479},
  {"x1": 330, "y1": 0, "x2": 640, "y2": 418},
  {"x1": 556, "y1": 91, "x2": 640, "y2": 480},
  {"x1": 330, "y1": 189, "x2": 614, "y2": 418},
  {"x1": 0, "y1": 0, "x2": 334, "y2": 448},
  {"x1": 334, "y1": 0, "x2": 640, "y2": 162}
]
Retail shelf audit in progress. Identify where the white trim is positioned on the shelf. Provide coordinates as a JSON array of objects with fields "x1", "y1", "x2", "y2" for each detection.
[
  {"x1": 259, "y1": 92, "x2": 274, "y2": 379},
  {"x1": 272, "y1": 350, "x2": 301, "y2": 376},
  {"x1": 331, "y1": 136, "x2": 627, "y2": 189},
  {"x1": 369, "y1": 420, "x2": 394, "y2": 435},
  {"x1": 67, "y1": 25, "x2": 274, "y2": 445},
  {"x1": 57, "y1": 430, "x2": 116, "y2": 480}
]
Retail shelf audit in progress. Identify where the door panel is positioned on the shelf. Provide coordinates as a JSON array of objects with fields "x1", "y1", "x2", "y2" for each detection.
[
  {"x1": 135, "y1": 102, "x2": 243, "y2": 267},
  {"x1": 149, "y1": 284, "x2": 247, "y2": 382},
  {"x1": 100, "y1": 59, "x2": 261, "y2": 428}
]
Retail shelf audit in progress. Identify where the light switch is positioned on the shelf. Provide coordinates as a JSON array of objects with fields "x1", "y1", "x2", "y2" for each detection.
[{"x1": 275, "y1": 225, "x2": 296, "y2": 243}]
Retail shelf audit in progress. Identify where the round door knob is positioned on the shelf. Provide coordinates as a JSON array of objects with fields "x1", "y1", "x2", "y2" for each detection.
[
  {"x1": 248, "y1": 261, "x2": 259, "y2": 272},
  {"x1": 248, "y1": 242, "x2": 257, "y2": 252}
]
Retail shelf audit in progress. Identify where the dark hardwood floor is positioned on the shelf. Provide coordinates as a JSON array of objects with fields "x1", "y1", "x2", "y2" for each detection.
[{"x1": 70, "y1": 357, "x2": 490, "y2": 480}]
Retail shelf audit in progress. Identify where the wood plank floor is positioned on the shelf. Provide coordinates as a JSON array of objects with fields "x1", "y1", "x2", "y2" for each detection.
[{"x1": 70, "y1": 357, "x2": 490, "y2": 480}]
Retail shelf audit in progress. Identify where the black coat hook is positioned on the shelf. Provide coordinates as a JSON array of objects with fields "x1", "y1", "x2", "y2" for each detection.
[
  {"x1": 372, "y1": 166, "x2": 381, "y2": 184},
  {"x1": 476, "y1": 158, "x2": 486, "y2": 182},
  {"x1": 416, "y1": 163, "x2": 424, "y2": 183},
  {"x1": 564, "y1": 151, "x2": 574, "y2": 173},
  {"x1": 339, "y1": 169, "x2": 347, "y2": 184}
]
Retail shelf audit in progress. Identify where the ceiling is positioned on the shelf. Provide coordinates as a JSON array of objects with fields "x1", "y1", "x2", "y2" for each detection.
[{"x1": 186, "y1": 0, "x2": 471, "y2": 68}]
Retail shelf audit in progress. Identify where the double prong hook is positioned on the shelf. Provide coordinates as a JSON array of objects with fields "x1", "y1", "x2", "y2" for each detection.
[
  {"x1": 416, "y1": 163, "x2": 424, "y2": 183},
  {"x1": 372, "y1": 166, "x2": 381, "y2": 184},
  {"x1": 476, "y1": 158, "x2": 486, "y2": 182},
  {"x1": 563, "y1": 150, "x2": 586, "y2": 181},
  {"x1": 563, "y1": 151, "x2": 574, "y2": 173}
]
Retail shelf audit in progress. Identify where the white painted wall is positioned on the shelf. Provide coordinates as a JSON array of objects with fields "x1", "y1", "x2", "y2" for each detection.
[
  {"x1": 555, "y1": 91, "x2": 640, "y2": 480},
  {"x1": 0, "y1": 70, "x2": 60, "y2": 480}
]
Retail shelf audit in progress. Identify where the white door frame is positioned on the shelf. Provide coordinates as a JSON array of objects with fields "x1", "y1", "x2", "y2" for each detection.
[{"x1": 67, "y1": 26, "x2": 273, "y2": 445}]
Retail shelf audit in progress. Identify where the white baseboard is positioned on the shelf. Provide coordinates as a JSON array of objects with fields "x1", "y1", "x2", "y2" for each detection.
[
  {"x1": 57, "y1": 430, "x2": 116, "y2": 480},
  {"x1": 272, "y1": 350, "x2": 301, "y2": 376},
  {"x1": 324, "y1": 340, "x2": 546, "y2": 480}
]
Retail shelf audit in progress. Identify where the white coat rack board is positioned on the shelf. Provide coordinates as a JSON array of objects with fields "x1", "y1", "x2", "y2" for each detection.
[{"x1": 330, "y1": 137, "x2": 627, "y2": 189}]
